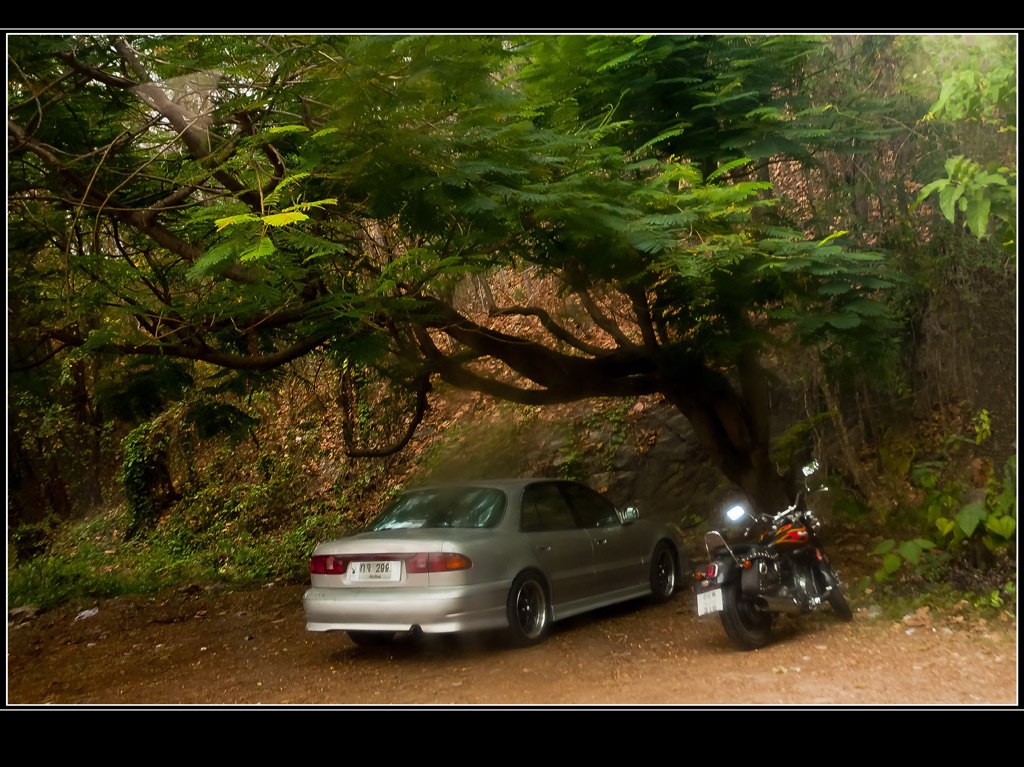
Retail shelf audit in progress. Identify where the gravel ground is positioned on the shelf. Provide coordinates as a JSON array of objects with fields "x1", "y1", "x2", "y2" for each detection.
[{"x1": 7, "y1": 577, "x2": 1017, "y2": 707}]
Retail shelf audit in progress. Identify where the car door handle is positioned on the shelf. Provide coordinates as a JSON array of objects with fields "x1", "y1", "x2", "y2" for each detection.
[
  {"x1": 535, "y1": 545, "x2": 552, "y2": 552},
  {"x1": 594, "y1": 538, "x2": 608, "y2": 545}
]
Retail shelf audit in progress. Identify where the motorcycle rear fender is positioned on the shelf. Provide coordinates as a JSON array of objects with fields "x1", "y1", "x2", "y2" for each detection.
[{"x1": 695, "y1": 553, "x2": 740, "y2": 593}]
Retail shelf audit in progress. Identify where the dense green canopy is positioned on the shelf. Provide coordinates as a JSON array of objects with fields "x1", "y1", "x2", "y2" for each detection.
[{"x1": 9, "y1": 34, "x2": 905, "y2": 512}]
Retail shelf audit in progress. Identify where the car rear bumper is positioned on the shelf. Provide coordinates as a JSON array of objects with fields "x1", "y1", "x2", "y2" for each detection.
[{"x1": 303, "y1": 582, "x2": 510, "y2": 634}]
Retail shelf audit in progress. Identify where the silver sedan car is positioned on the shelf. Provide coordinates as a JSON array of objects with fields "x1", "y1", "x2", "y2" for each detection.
[{"x1": 304, "y1": 478, "x2": 686, "y2": 646}]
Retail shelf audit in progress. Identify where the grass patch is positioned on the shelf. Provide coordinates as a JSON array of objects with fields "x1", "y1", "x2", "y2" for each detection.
[{"x1": 8, "y1": 497, "x2": 357, "y2": 610}]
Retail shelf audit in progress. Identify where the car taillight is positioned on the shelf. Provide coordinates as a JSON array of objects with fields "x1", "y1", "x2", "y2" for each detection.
[
  {"x1": 310, "y1": 553, "x2": 472, "y2": 575},
  {"x1": 406, "y1": 552, "x2": 473, "y2": 573},
  {"x1": 310, "y1": 555, "x2": 347, "y2": 574}
]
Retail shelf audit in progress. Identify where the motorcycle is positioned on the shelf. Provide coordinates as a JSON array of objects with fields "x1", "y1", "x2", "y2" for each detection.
[{"x1": 693, "y1": 461, "x2": 852, "y2": 650}]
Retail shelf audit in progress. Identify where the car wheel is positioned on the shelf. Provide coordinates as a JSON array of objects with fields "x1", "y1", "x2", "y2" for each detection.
[
  {"x1": 347, "y1": 630, "x2": 396, "y2": 647},
  {"x1": 506, "y1": 572, "x2": 550, "y2": 646},
  {"x1": 649, "y1": 542, "x2": 677, "y2": 603}
]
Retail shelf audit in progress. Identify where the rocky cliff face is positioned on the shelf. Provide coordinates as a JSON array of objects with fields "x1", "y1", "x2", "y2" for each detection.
[
  {"x1": 579, "y1": 403, "x2": 737, "y2": 526},
  {"x1": 406, "y1": 395, "x2": 739, "y2": 531}
]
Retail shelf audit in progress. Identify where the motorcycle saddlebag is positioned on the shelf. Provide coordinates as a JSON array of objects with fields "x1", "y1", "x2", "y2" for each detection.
[{"x1": 741, "y1": 551, "x2": 781, "y2": 595}]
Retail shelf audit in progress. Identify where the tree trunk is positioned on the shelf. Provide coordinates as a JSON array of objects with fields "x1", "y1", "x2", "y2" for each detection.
[
  {"x1": 672, "y1": 345, "x2": 791, "y2": 515},
  {"x1": 676, "y1": 400, "x2": 791, "y2": 515}
]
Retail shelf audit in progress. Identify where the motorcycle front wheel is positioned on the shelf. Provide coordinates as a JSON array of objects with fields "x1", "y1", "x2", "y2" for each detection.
[
  {"x1": 818, "y1": 562, "x2": 853, "y2": 621},
  {"x1": 720, "y1": 582, "x2": 774, "y2": 650}
]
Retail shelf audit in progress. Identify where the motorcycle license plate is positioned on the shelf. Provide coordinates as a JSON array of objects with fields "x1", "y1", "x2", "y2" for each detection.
[{"x1": 697, "y1": 588, "x2": 723, "y2": 616}]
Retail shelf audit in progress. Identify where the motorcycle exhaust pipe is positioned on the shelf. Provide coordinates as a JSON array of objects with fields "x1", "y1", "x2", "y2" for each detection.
[{"x1": 755, "y1": 594, "x2": 807, "y2": 615}]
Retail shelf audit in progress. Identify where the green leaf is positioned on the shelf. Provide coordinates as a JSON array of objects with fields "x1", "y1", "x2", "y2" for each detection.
[
  {"x1": 883, "y1": 553, "x2": 902, "y2": 574},
  {"x1": 985, "y1": 515, "x2": 1015, "y2": 540},
  {"x1": 938, "y1": 184, "x2": 964, "y2": 223},
  {"x1": 267, "y1": 125, "x2": 309, "y2": 134},
  {"x1": 261, "y1": 211, "x2": 309, "y2": 227},
  {"x1": 283, "y1": 198, "x2": 338, "y2": 213},
  {"x1": 745, "y1": 106, "x2": 783, "y2": 119},
  {"x1": 898, "y1": 540, "x2": 922, "y2": 564},
  {"x1": 911, "y1": 179, "x2": 948, "y2": 212},
  {"x1": 818, "y1": 282, "x2": 851, "y2": 296},
  {"x1": 965, "y1": 195, "x2": 991, "y2": 239},
  {"x1": 458, "y1": 194, "x2": 499, "y2": 214},
  {"x1": 858, "y1": 276, "x2": 895, "y2": 289},
  {"x1": 824, "y1": 312, "x2": 861, "y2": 329},
  {"x1": 240, "y1": 237, "x2": 276, "y2": 263},
  {"x1": 706, "y1": 157, "x2": 753, "y2": 183},
  {"x1": 597, "y1": 50, "x2": 640, "y2": 71},
  {"x1": 81, "y1": 328, "x2": 117, "y2": 351},
  {"x1": 817, "y1": 230, "x2": 848, "y2": 247},
  {"x1": 974, "y1": 171, "x2": 1008, "y2": 187},
  {"x1": 263, "y1": 172, "x2": 312, "y2": 207},
  {"x1": 956, "y1": 502, "x2": 987, "y2": 537},
  {"x1": 636, "y1": 128, "x2": 685, "y2": 153},
  {"x1": 185, "y1": 242, "x2": 238, "y2": 280},
  {"x1": 945, "y1": 156, "x2": 969, "y2": 178},
  {"x1": 215, "y1": 213, "x2": 260, "y2": 232},
  {"x1": 844, "y1": 298, "x2": 889, "y2": 317},
  {"x1": 873, "y1": 539, "x2": 896, "y2": 555}
]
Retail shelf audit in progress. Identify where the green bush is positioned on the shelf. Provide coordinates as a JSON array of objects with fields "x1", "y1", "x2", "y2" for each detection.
[
  {"x1": 119, "y1": 420, "x2": 176, "y2": 539},
  {"x1": 871, "y1": 454, "x2": 1016, "y2": 582}
]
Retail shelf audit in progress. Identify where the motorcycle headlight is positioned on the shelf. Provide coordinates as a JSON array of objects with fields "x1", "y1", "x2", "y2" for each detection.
[{"x1": 725, "y1": 505, "x2": 749, "y2": 523}]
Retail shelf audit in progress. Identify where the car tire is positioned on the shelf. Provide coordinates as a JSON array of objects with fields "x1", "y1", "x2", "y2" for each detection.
[
  {"x1": 347, "y1": 630, "x2": 396, "y2": 647},
  {"x1": 506, "y1": 572, "x2": 550, "y2": 647},
  {"x1": 649, "y1": 542, "x2": 678, "y2": 603}
]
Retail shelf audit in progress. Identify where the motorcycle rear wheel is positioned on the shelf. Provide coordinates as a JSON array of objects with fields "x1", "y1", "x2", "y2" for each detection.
[{"x1": 720, "y1": 582, "x2": 774, "y2": 650}]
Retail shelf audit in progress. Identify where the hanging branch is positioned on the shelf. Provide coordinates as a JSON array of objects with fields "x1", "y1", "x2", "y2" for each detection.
[{"x1": 339, "y1": 370, "x2": 433, "y2": 458}]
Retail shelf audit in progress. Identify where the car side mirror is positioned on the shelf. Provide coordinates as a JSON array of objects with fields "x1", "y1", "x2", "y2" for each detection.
[{"x1": 619, "y1": 506, "x2": 639, "y2": 524}]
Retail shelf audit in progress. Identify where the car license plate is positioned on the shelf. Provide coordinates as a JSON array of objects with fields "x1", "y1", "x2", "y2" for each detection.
[
  {"x1": 696, "y1": 588, "x2": 723, "y2": 617},
  {"x1": 350, "y1": 560, "x2": 401, "y2": 582}
]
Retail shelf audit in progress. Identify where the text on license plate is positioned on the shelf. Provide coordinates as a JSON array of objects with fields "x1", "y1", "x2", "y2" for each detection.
[
  {"x1": 350, "y1": 561, "x2": 401, "y2": 582},
  {"x1": 696, "y1": 588, "x2": 724, "y2": 617}
]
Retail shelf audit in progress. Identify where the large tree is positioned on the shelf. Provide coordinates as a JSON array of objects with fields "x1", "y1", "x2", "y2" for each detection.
[{"x1": 8, "y1": 34, "x2": 893, "y2": 514}]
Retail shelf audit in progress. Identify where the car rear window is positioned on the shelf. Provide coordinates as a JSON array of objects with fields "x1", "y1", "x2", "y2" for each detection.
[{"x1": 369, "y1": 487, "x2": 507, "y2": 530}]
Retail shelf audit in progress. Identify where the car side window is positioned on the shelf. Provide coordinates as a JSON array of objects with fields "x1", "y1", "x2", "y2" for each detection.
[
  {"x1": 520, "y1": 482, "x2": 580, "y2": 532},
  {"x1": 561, "y1": 483, "x2": 620, "y2": 528}
]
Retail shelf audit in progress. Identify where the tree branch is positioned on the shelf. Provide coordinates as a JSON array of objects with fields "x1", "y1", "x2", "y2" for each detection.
[
  {"x1": 49, "y1": 327, "x2": 332, "y2": 371},
  {"x1": 9, "y1": 118, "x2": 259, "y2": 284},
  {"x1": 625, "y1": 284, "x2": 660, "y2": 353},
  {"x1": 576, "y1": 287, "x2": 637, "y2": 349},
  {"x1": 411, "y1": 304, "x2": 659, "y2": 404},
  {"x1": 417, "y1": 299, "x2": 655, "y2": 390},
  {"x1": 488, "y1": 305, "x2": 605, "y2": 355}
]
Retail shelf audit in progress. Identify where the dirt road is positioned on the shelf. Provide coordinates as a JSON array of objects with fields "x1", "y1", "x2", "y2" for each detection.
[{"x1": 7, "y1": 579, "x2": 1017, "y2": 706}]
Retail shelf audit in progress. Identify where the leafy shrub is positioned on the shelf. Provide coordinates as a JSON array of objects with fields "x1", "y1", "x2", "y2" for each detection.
[
  {"x1": 872, "y1": 454, "x2": 1016, "y2": 582},
  {"x1": 118, "y1": 421, "x2": 176, "y2": 538}
]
